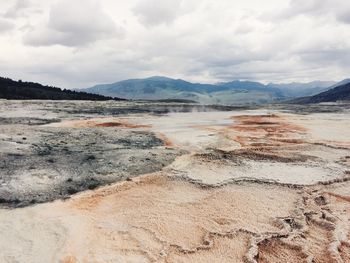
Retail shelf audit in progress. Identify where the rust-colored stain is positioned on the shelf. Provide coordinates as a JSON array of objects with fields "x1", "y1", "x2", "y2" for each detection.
[
  {"x1": 228, "y1": 114, "x2": 307, "y2": 148},
  {"x1": 95, "y1": 122, "x2": 123, "y2": 127},
  {"x1": 195, "y1": 114, "x2": 308, "y2": 149},
  {"x1": 257, "y1": 238, "x2": 309, "y2": 263},
  {"x1": 231, "y1": 114, "x2": 306, "y2": 134},
  {"x1": 326, "y1": 192, "x2": 350, "y2": 203},
  {"x1": 61, "y1": 255, "x2": 77, "y2": 263},
  {"x1": 94, "y1": 121, "x2": 151, "y2": 129},
  {"x1": 67, "y1": 175, "x2": 161, "y2": 211},
  {"x1": 61, "y1": 119, "x2": 151, "y2": 129},
  {"x1": 156, "y1": 132, "x2": 175, "y2": 147}
]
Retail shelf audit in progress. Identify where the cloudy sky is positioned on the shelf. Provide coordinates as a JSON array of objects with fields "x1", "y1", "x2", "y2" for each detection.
[{"x1": 0, "y1": 0, "x2": 349, "y2": 89}]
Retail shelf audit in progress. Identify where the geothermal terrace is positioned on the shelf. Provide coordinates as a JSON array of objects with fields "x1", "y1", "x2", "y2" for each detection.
[{"x1": 0, "y1": 100, "x2": 349, "y2": 262}]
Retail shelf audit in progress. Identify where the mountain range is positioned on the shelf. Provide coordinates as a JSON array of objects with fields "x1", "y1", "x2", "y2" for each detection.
[
  {"x1": 1, "y1": 75, "x2": 349, "y2": 105},
  {"x1": 83, "y1": 76, "x2": 337, "y2": 105}
]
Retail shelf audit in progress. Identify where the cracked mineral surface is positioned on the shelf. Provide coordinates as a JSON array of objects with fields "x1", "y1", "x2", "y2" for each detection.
[{"x1": 0, "y1": 100, "x2": 349, "y2": 263}]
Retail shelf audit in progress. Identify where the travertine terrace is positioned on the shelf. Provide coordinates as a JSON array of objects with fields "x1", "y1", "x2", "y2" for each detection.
[{"x1": 0, "y1": 100, "x2": 349, "y2": 263}]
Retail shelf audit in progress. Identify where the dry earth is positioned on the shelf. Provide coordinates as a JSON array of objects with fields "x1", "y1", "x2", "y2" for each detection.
[{"x1": 0, "y1": 100, "x2": 349, "y2": 263}]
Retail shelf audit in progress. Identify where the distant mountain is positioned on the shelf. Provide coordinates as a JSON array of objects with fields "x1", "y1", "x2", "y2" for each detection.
[
  {"x1": 83, "y1": 77, "x2": 281, "y2": 105},
  {"x1": 83, "y1": 76, "x2": 335, "y2": 105},
  {"x1": 0, "y1": 77, "x2": 123, "y2": 101},
  {"x1": 267, "y1": 81, "x2": 336, "y2": 98},
  {"x1": 290, "y1": 81, "x2": 350, "y2": 104},
  {"x1": 88, "y1": 76, "x2": 215, "y2": 99}
]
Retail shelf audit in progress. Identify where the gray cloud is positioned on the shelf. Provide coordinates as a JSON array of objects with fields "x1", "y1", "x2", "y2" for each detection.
[
  {"x1": 337, "y1": 10, "x2": 350, "y2": 24},
  {"x1": 284, "y1": 0, "x2": 327, "y2": 16},
  {"x1": 4, "y1": 0, "x2": 31, "y2": 18},
  {"x1": 24, "y1": 0, "x2": 124, "y2": 47},
  {"x1": 133, "y1": 0, "x2": 184, "y2": 26},
  {"x1": 279, "y1": 0, "x2": 350, "y2": 24},
  {"x1": 297, "y1": 48, "x2": 350, "y2": 67},
  {"x1": 0, "y1": 18, "x2": 15, "y2": 32}
]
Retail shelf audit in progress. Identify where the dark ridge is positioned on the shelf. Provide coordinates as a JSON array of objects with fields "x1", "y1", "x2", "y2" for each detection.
[
  {"x1": 0, "y1": 76, "x2": 126, "y2": 101},
  {"x1": 289, "y1": 82, "x2": 350, "y2": 104}
]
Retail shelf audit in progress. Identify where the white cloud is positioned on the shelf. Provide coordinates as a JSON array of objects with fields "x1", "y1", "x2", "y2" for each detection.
[{"x1": 23, "y1": 0, "x2": 124, "y2": 47}]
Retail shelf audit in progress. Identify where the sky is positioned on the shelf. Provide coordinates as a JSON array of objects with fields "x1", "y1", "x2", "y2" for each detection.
[{"x1": 0, "y1": 0, "x2": 349, "y2": 89}]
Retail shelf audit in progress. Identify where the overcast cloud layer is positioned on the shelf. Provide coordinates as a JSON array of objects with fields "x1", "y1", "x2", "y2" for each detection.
[{"x1": 0, "y1": 0, "x2": 349, "y2": 88}]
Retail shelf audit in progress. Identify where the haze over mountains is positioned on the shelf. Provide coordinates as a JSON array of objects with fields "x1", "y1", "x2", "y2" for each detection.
[{"x1": 83, "y1": 76, "x2": 337, "y2": 105}]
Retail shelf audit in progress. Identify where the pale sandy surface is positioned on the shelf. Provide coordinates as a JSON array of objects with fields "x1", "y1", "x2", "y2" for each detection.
[
  {"x1": 1, "y1": 174, "x2": 350, "y2": 263},
  {"x1": 0, "y1": 101, "x2": 350, "y2": 263},
  {"x1": 129, "y1": 110, "x2": 350, "y2": 185}
]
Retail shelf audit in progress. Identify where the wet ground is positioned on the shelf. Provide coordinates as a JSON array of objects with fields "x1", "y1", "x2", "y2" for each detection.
[{"x1": 0, "y1": 100, "x2": 349, "y2": 262}]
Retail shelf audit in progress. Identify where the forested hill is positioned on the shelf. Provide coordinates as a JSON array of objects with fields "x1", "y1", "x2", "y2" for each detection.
[
  {"x1": 0, "y1": 77, "x2": 124, "y2": 101},
  {"x1": 290, "y1": 82, "x2": 350, "y2": 104}
]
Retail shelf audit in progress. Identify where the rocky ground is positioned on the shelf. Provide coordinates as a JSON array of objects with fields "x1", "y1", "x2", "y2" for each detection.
[{"x1": 0, "y1": 100, "x2": 349, "y2": 262}]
